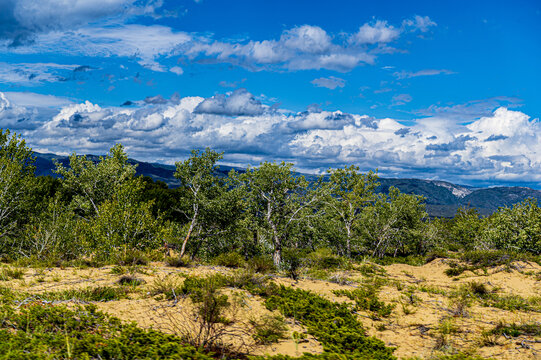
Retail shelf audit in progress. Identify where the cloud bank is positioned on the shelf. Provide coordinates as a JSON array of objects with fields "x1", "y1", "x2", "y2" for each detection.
[{"x1": 1, "y1": 90, "x2": 540, "y2": 185}]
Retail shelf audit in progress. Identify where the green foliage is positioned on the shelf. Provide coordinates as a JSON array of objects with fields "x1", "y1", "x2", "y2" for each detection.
[
  {"x1": 448, "y1": 207, "x2": 485, "y2": 250},
  {"x1": 305, "y1": 248, "x2": 343, "y2": 270},
  {"x1": 213, "y1": 251, "x2": 245, "y2": 268},
  {"x1": 250, "y1": 314, "x2": 288, "y2": 344},
  {"x1": 264, "y1": 284, "x2": 396, "y2": 359},
  {"x1": 490, "y1": 322, "x2": 541, "y2": 337},
  {"x1": 81, "y1": 178, "x2": 164, "y2": 260},
  {"x1": 281, "y1": 248, "x2": 306, "y2": 280},
  {"x1": 0, "y1": 129, "x2": 35, "y2": 250},
  {"x1": 54, "y1": 144, "x2": 137, "y2": 217},
  {"x1": 0, "y1": 266, "x2": 24, "y2": 280},
  {"x1": 483, "y1": 199, "x2": 541, "y2": 254},
  {"x1": 232, "y1": 161, "x2": 317, "y2": 266},
  {"x1": 0, "y1": 302, "x2": 215, "y2": 359},
  {"x1": 246, "y1": 255, "x2": 275, "y2": 273},
  {"x1": 165, "y1": 255, "x2": 193, "y2": 268},
  {"x1": 149, "y1": 276, "x2": 183, "y2": 300},
  {"x1": 362, "y1": 187, "x2": 429, "y2": 258},
  {"x1": 41, "y1": 286, "x2": 131, "y2": 302},
  {"x1": 333, "y1": 285, "x2": 394, "y2": 318},
  {"x1": 20, "y1": 195, "x2": 82, "y2": 261},
  {"x1": 322, "y1": 166, "x2": 379, "y2": 257}
]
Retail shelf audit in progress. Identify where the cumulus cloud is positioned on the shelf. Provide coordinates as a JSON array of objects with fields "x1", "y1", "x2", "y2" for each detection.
[
  {"x1": 194, "y1": 88, "x2": 267, "y2": 116},
  {"x1": 184, "y1": 18, "x2": 435, "y2": 72},
  {"x1": 311, "y1": 76, "x2": 346, "y2": 90},
  {"x1": 2, "y1": 10, "x2": 436, "y2": 73},
  {"x1": 2, "y1": 89, "x2": 538, "y2": 185},
  {"x1": 350, "y1": 20, "x2": 400, "y2": 44}
]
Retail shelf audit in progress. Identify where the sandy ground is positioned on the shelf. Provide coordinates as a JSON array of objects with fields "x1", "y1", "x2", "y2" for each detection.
[{"x1": 1, "y1": 258, "x2": 540, "y2": 359}]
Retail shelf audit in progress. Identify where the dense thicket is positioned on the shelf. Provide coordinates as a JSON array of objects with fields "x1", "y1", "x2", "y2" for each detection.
[{"x1": 1, "y1": 130, "x2": 540, "y2": 266}]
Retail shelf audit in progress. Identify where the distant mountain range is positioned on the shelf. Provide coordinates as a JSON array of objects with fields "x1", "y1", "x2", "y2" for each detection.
[{"x1": 34, "y1": 152, "x2": 541, "y2": 218}]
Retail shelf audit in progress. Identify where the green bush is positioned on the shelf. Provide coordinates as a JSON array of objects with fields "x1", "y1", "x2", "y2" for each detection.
[
  {"x1": 165, "y1": 255, "x2": 193, "y2": 268},
  {"x1": 250, "y1": 314, "x2": 288, "y2": 344},
  {"x1": 0, "y1": 302, "x2": 215, "y2": 359},
  {"x1": 264, "y1": 284, "x2": 396, "y2": 359},
  {"x1": 213, "y1": 251, "x2": 245, "y2": 268},
  {"x1": 246, "y1": 255, "x2": 275, "y2": 273},
  {"x1": 306, "y1": 248, "x2": 343, "y2": 270},
  {"x1": 281, "y1": 248, "x2": 306, "y2": 280},
  {"x1": 333, "y1": 286, "x2": 394, "y2": 318}
]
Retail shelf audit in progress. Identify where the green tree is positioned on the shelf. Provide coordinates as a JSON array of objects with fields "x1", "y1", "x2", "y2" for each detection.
[
  {"x1": 362, "y1": 187, "x2": 428, "y2": 257},
  {"x1": 54, "y1": 144, "x2": 136, "y2": 218},
  {"x1": 323, "y1": 166, "x2": 379, "y2": 257},
  {"x1": 484, "y1": 199, "x2": 541, "y2": 254},
  {"x1": 0, "y1": 129, "x2": 35, "y2": 242},
  {"x1": 82, "y1": 179, "x2": 162, "y2": 259},
  {"x1": 234, "y1": 162, "x2": 318, "y2": 266},
  {"x1": 174, "y1": 148, "x2": 224, "y2": 258},
  {"x1": 448, "y1": 207, "x2": 485, "y2": 250}
]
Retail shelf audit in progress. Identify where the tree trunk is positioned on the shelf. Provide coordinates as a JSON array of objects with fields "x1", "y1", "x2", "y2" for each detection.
[
  {"x1": 273, "y1": 237, "x2": 282, "y2": 267},
  {"x1": 345, "y1": 223, "x2": 352, "y2": 258},
  {"x1": 179, "y1": 205, "x2": 198, "y2": 258}
]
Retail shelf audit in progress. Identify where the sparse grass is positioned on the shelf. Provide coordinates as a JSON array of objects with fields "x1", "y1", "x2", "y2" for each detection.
[
  {"x1": 490, "y1": 321, "x2": 541, "y2": 337},
  {"x1": 41, "y1": 285, "x2": 131, "y2": 302},
  {"x1": 0, "y1": 266, "x2": 25, "y2": 281},
  {"x1": 149, "y1": 275, "x2": 183, "y2": 300}
]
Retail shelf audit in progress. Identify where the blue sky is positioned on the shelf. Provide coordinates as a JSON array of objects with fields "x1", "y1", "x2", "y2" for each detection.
[{"x1": 0, "y1": 0, "x2": 540, "y2": 186}]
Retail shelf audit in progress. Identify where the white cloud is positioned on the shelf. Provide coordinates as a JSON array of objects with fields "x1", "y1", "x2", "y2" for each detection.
[
  {"x1": 169, "y1": 66, "x2": 183, "y2": 75},
  {"x1": 392, "y1": 93, "x2": 412, "y2": 106},
  {"x1": 311, "y1": 76, "x2": 346, "y2": 90},
  {"x1": 402, "y1": 15, "x2": 437, "y2": 32},
  {"x1": 19, "y1": 24, "x2": 192, "y2": 71},
  {"x1": 394, "y1": 69, "x2": 456, "y2": 79},
  {"x1": 2, "y1": 12, "x2": 436, "y2": 73},
  {"x1": 0, "y1": 62, "x2": 80, "y2": 85},
  {"x1": 194, "y1": 88, "x2": 267, "y2": 116},
  {"x1": 350, "y1": 20, "x2": 400, "y2": 44},
  {"x1": 0, "y1": 0, "x2": 139, "y2": 44},
  {"x1": 3, "y1": 90, "x2": 536, "y2": 185}
]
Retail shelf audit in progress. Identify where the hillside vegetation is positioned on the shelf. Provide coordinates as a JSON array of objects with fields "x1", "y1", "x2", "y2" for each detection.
[{"x1": 0, "y1": 128, "x2": 540, "y2": 359}]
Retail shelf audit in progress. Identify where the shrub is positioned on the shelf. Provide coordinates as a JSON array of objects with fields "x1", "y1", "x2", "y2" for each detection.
[
  {"x1": 166, "y1": 255, "x2": 193, "y2": 268},
  {"x1": 149, "y1": 276, "x2": 184, "y2": 300},
  {"x1": 281, "y1": 248, "x2": 306, "y2": 280},
  {"x1": 250, "y1": 314, "x2": 288, "y2": 344},
  {"x1": 306, "y1": 248, "x2": 343, "y2": 269},
  {"x1": 490, "y1": 321, "x2": 541, "y2": 337},
  {"x1": 0, "y1": 302, "x2": 215, "y2": 359},
  {"x1": 333, "y1": 286, "x2": 394, "y2": 318},
  {"x1": 115, "y1": 248, "x2": 150, "y2": 266},
  {"x1": 117, "y1": 274, "x2": 146, "y2": 286},
  {"x1": 213, "y1": 251, "x2": 245, "y2": 268},
  {"x1": 246, "y1": 255, "x2": 275, "y2": 273},
  {"x1": 264, "y1": 284, "x2": 395, "y2": 359}
]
